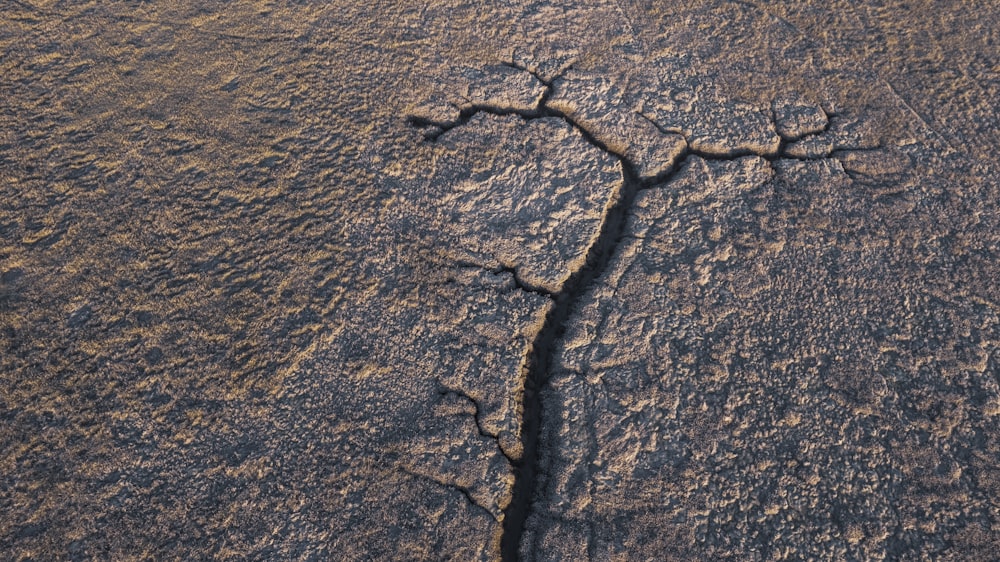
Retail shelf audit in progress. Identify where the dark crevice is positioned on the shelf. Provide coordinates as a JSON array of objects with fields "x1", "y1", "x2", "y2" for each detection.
[
  {"x1": 407, "y1": 61, "x2": 560, "y2": 144},
  {"x1": 399, "y1": 466, "x2": 499, "y2": 523},
  {"x1": 772, "y1": 107, "x2": 836, "y2": 144},
  {"x1": 490, "y1": 265, "x2": 554, "y2": 298},
  {"x1": 637, "y1": 109, "x2": 871, "y2": 165},
  {"x1": 451, "y1": 260, "x2": 554, "y2": 298},
  {"x1": 772, "y1": 107, "x2": 834, "y2": 155},
  {"x1": 408, "y1": 66, "x2": 868, "y2": 561},
  {"x1": 635, "y1": 111, "x2": 779, "y2": 162},
  {"x1": 407, "y1": 105, "x2": 544, "y2": 142},
  {"x1": 498, "y1": 143, "x2": 642, "y2": 562},
  {"x1": 499, "y1": 61, "x2": 561, "y2": 106},
  {"x1": 437, "y1": 385, "x2": 517, "y2": 465}
]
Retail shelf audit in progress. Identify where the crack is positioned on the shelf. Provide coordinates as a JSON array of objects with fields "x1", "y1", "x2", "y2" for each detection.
[
  {"x1": 437, "y1": 384, "x2": 518, "y2": 465},
  {"x1": 407, "y1": 103, "x2": 541, "y2": 142},
  {"x1": 636, "y1": 109, "x2": 872, "y2": 165},
  {"x1": 498, "y1": 61, "x2": 561, "y2": 99},
  {"x1": 398, "y1": 465, "x2": 500, "y2": 523},
  {"x1": 408, "y1": 65, "x2": 872, "y2": 561},
  {"x1": 454, "y1": 260, "x2": 554, "y2": 298},
  {"x1": 489, "y1": 265, "x2": 554, "y2": 298},
  {"x1": 407, "y1": 61, "x2": 560, "y2": 143},
  {"x1": 635, "y1": 111, "x2": 771, "y2": 161},
  {"x1": 774, "y1": 107, "x2": 836, "y2": 144}
]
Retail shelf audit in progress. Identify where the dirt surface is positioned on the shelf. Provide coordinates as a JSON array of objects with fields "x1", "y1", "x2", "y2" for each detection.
[{"x1": 3, "y1": 1, "x2": 1000, "y2": 560}]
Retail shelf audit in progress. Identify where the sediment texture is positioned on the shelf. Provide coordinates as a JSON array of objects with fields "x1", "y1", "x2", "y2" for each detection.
[{"x1": 2, "y1": 1, "x2": 999, "y2": 560}]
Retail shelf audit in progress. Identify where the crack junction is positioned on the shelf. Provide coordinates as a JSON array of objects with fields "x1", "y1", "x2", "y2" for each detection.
[{"x1": 409, "y1": 64, "x2": 870, "y2": 561}]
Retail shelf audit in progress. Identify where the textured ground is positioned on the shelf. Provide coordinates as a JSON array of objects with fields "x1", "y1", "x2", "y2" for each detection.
[{"x1": 2, "y1": 1, "x2": 1000, "y2": 560}]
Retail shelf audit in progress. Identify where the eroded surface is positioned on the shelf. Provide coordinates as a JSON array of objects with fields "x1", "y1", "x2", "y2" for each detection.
[{"x1": 3, "y1": 1, "x2": 1000, "y2": 560}]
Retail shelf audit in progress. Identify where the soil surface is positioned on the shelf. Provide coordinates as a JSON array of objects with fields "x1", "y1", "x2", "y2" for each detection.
[{"x1": 3, "y1": 1, "x2": 1000, "y2": 560}]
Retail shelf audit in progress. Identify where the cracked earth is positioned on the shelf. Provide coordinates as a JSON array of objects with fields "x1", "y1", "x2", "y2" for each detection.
[
  {"x1": 408, "y1": 62, "x2": 886, "y2": 558},
  {"x1": 4, "y1": 1, "x2": 1000, "y2": 560}
]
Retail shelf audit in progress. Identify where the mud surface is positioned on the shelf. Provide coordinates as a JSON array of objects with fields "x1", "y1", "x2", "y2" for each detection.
[{"x1": 3, "y1": 1, "x2": 1000, "y2": 560}]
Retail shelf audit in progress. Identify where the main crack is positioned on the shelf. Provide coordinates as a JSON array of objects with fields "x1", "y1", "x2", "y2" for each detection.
[{"x1": 408, "y1": 63, "x2": 865, "y2": 561}]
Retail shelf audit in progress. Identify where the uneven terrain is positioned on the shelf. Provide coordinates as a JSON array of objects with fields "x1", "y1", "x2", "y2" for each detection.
[{"x1": 2, "y1": 1, "x2": 1000, "y2": 560}]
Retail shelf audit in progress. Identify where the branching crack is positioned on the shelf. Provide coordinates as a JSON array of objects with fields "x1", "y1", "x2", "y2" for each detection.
[
  {"x1": 490, "y1": 265, "x2": 554, "y2": 298},
  {"x1": 408, "y1": 64, "x2": 874, "y2": 561},
  {"x1": 450, "y1": 259, "x2": 554, "y2": 298},
  {"x1": 636, "y1": 109, "x2": 873, "y2": 165},
  {"x1": 437, "y1": 384, "x2": 518, "y2": 465},
  {"x1": 399, "y1": 466, "x2": 499, "y2": 523}
]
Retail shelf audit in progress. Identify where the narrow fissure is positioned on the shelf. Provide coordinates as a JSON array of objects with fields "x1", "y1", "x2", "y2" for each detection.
[
  {"x1": 498, "y1": 126, "x2": 646, "y2": 562},
  {"x1": 399, "y1": 466, "x2": 499, "y2": 523},
  {"x1": 408, "y1": 67, "x2": 865, "y2": 561},
  {"x1": 437, "y1": 385, "x2": 517, "y2": 464}
]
